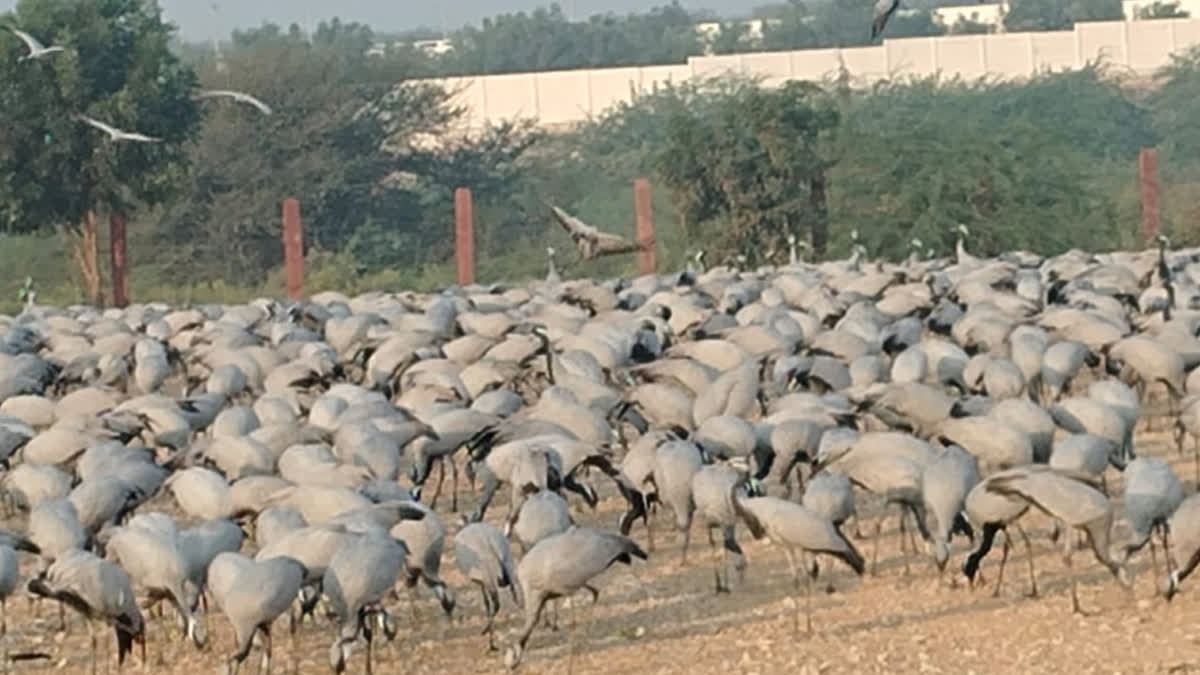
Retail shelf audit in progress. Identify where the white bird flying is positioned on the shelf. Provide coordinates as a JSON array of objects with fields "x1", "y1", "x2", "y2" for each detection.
[
  {"x1": 192, "y1": 89, "x2": 273, "y2": 115},
  {"x1": 73, "y1": 114, "x2": 162, "y2": 143},
  {"x1": 10, "y1": 28, "x2": 65, "y2": 61}
]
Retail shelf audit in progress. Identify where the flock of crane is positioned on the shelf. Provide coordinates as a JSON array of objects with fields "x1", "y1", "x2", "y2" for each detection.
[{"x1": 0, "y1": 227, "x2": 1199, "y2": 674}]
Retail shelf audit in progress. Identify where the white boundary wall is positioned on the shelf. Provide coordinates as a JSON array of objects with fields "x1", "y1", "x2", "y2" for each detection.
[{"x1": 414, "y1": 18, "x2": 1200, "y2": 131}]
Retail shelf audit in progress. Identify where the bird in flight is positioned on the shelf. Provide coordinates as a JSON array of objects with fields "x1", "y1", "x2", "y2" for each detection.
[
  {"x1": 548, "y1": 203, "x2": 645, "y2": 260},
  {"x1": 73, "y1": 114, "x2": 161, "y2": 143},
  {"x1": 872, "y1": 0, "x2": 900, "y2": 40},
  {"x1": 10, "y1": 28, "x2": 65, "y2": 61},
  {"x1": 193, "y1": 89, "x2": 273, "y2": 115}
]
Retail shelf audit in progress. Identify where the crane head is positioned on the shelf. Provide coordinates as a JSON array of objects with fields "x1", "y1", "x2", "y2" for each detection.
[
  {"x1": 1156, "y1": 233, "x2": 1171, "y2": 247},
  {"x1": 546, "y1": 246, "x2": 556, "y2": 258},
  {"x1": 786, "y1": 233, "x2": 796, "y2": 246},
  {"x1": 850, "y1": 229, "x2": 859, "y2": 242},
  {"x1": 956, "y1": 223, "x2": 970, "y2": 237},
  {"x1": 910, "y1": 238, "x2": 923, "y2": 250}
]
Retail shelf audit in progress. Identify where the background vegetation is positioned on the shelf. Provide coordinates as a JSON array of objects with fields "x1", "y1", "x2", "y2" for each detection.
[{"x1": 1, "y1": 0, "x2": 1199, "y2": 312}]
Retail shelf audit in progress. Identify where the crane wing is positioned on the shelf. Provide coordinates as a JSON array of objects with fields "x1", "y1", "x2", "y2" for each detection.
[
  {"x1": 10, "y1": 28, "x2": 42, "y2": 52},
  {"x1": 74, "y1": 114, "x2": 119, "y2": 137},
  {"x1": 871, "y1": 0, "x2": 900, "y2": 39},
  {"x1": 549, "y1": 204, "x2": 643, "y2": 258},
  {"x1": 591, "y1": 231, "x2": 643, "y2": 257},
  {"x1": 195, "y1": 89, "x2": 273, "y2": 115},
  {"x1": 549, "y1": 204, "x2": 599, "y2": 239}
]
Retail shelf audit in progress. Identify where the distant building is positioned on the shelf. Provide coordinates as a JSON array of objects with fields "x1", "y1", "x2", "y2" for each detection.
[
  {"x1": 413, "y1": 39, "x2": 454, "y2": 56},
  {"x1": 694, "y1": 18, "x2": 782, "y2": 51},
  {"x1": 367, "y1": 38, "x2": 455, "y2": 58},
  {"x1": 1123, "y1": 0, "x2": 1196, "y2": 18},
  {"x1": 932, "y1": 3, "x2": 1008, "y2": 30},
  {"x1": 924, "y1": 0, "x2": 1194, "y2": 31}
]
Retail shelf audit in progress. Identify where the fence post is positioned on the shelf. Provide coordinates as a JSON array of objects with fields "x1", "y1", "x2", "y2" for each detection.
[
  {"x1": 1140, "y1": 147, "x2": 1160, "y2": 242},
  {"x1": 634, "y1": 178, "x2": 656, "y2": 275},
  {"x1": 109, "y1": 211, "x2": 129, "y2": 308},
  {"x1": 455, "y1": 187, "x2": 475, "y2": 286},
  {"x1": 282, "y1": 197, "x2": 303, "y2": 300}
]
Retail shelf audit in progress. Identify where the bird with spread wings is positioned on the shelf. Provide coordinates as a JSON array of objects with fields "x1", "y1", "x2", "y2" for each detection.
[{"x1": 548, "y1": 204, "x2": 645, "y2": 261}]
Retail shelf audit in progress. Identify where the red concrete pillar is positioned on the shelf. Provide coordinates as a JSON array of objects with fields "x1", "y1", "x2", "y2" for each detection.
[
  {"x1": 1140, "y1": 147, "x2": 1160, "y2": 242},
  {"x1": 109, "y1": 210, "x2": 129, "y2": 308},
  {"x1": 282, "y1": 197, "x2": 303, "y2": 300},
  {"x1": 634, "y1": 178, "x2": 655, "y2": 275},
  {"x1": 454, "y1": 187, "x2": 475, "y2": 286}
]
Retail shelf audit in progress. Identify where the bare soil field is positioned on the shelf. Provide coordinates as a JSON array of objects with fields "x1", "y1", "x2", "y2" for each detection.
[{"x1": 5, "y1": 432, "x2": 1200, "y2": 675}]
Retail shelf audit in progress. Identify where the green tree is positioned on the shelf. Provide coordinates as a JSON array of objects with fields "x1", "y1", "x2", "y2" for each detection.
[
  {"x1": 831, "y1": 74, "x2": 1131, "y2": 258},
  {"x1": 656, "y1": 78, "x2": 839, "y2": 261},
  {"x1": 446, "y1": 3, "x2": 702, "y2": 75},
  {"x1": 156, "y1": 24, "x2": 538, "y2": 284},
  {"x1": 1004, "y1": 0, "x2": 1123, "y2": 31},
  {"x1": 1139, "y1": 0, "x2": 1189, "y2": 18},
  {"x1": 0, "y1": 0, "x2": 202, "y2": 304}
]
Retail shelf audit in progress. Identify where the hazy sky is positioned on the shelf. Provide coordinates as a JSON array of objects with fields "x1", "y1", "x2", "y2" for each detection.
[{"x1": 0, "y1": 1, "x2": 737, "y2": 41}]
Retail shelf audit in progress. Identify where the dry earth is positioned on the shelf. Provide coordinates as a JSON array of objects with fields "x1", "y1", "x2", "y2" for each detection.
[{"x1": 5, "y1": 430, "x2": 1200, "y2": 675}]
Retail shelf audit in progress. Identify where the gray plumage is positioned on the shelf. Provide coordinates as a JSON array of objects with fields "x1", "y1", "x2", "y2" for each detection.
[
  {"x1": 921, "y1": 445, "x2": 979, "y2": 573},
  {"x1": 324, "y1": 530, "x2": 409, "y2": 674},
  {"x1": 28, "y1": 548, "x2": 146, "y2": 672},
  {"x1": 389, "y1": 501, "x2": 455, "y2": 616},
  {"x1": 1164, "y1": 493, "x2": 1200, "y2": 600},
  {"x1": 504, "y1": 527, "x2": 647, "y2": 669},
  {"x1": 454, "y1": 522, "x2": 519, "y2": 650},
  {"x1": 207, "y1": 552, "x2": 307, "y2": 675},
  {"x1": 1120, "y1": 457, "x2": 1184, "y2": 577},
  {"x1": 650, "y1": 439, "x2": 703, "y2": 565},
  {"x1": 730, "y1": 459, "x2": 864, "y2": 634},
  {"x1": 507, "y1": 489, "x2": 572, "y2": 554},
  {"x1": 983, "y1": 465, "x2": 1131, "y2": 613},
  {"x1": 691, "y1": 464, "x2": 754, "y2": 593}
]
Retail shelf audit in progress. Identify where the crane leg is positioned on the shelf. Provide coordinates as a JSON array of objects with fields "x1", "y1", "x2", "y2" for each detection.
[
  {"x1": 899, "y1": 508, "x2": 911, "y2": 576},
  {"x1": 88, "y1": 619, "x2": 97, "y2": 675},
  {"x1": 1064, "y1": 536, "x2": 1083, "y2": 614},
  {"x1": 1149, "y1": 534, "x2": 1161, "y2": 591},
  {"x1": 645, "y1": 507, "x2": 655, "y2": 553},
  {"x1": 991, "y1": 529, "x2": 1011, "y2": 598},
  {"x1": 805, "y1": 557, "x2": 815, "y2": 636},
  {"x1": 781, "y1": 547, "x2": 802, "y2": 635},
  {"x1": 709, "y1": 531, "x2": 726, "y2": 594},
  {"x1": 450, "y1": 455, "x2": 460, "y2": 513},
  {"x1": 870, "y1": 505, "x2": 887, "y2": 576},
  {"x1": 679, "y1": 517, "x2": 693, "y2": 568},
  {"x1": 260, "y1": 624, "x2": 273, "y2": 675},
  {"x1": 1015, "y1": 524, "x2": 1038, "y2": 598},
  {"x1": 429, "y1": 459, "x2": 446, "y2": 510},
  {"x1": 1163, "y1": 523, "x2": 1178, "y2": 579}
]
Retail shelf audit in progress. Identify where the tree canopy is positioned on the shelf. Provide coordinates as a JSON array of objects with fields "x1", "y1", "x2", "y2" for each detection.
[{"x1": 0, "y1": 0, "x2": 201, "y2": 232}]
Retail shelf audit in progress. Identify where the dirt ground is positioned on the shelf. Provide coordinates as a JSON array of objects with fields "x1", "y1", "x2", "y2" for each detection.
[{"x1": 6, "y1": 431, "x2": 1200, "y2": 675}]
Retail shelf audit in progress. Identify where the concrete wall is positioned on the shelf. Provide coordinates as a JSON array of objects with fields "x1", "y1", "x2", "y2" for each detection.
[{"x1": 419, "y1": 18, "x2": 1200, "y2": 131}]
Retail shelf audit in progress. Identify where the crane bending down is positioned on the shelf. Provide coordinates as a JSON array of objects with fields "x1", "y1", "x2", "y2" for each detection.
[
  {"x1": 549, "y1": 204, "x2": 644, "y2": 261},
  {"x1": 27, "y1": 549, "x2": 145, "y2": 675},
  {"x1": 983, "y1": 465, "x2": 1131, "y2": 614},
  {"x1": 73, "y1": 114, "x2": 161, "y2": 143}
]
